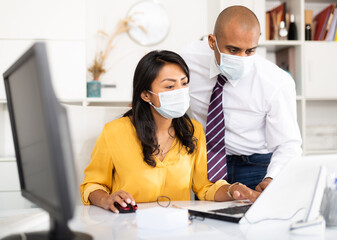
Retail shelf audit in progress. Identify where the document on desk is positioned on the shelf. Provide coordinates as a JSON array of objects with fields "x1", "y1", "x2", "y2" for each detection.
[
  {"x1": 136, "y1": 206, "x2": 226, "y2": 240},
  {"x1": 136, "y1": 207, "x2": 188, "y2": 231}
]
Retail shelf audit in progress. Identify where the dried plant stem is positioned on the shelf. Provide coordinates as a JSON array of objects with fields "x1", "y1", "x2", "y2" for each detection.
[{"x1": 88, "y1": 14, "x2": 146, "y2": 81}]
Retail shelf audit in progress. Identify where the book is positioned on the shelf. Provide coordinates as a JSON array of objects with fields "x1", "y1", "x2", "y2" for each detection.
[
  {"x1": 313, "y1": 4, "x2": 335, "y2": 40},
  {"x1": 266, "y1": 12, "x2": 270, "y2": 40},
  {"x1": 305, "y1": 9, "x2": 313, "y2": 25},
  {"x1": 325, "y1": 8, "x2": 337, "y2": 41},
  {"x1": 267, "y1": 2, "x2": 286, "y2": 40},
  {"x1": 323, "y1": 6, "x2": 336, "y2": 40},
  {"x1": 276, "y1": 47, "x2": 295, "y2": 81}
]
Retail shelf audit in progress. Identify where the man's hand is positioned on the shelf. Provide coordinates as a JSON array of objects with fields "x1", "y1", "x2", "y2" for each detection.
[
  {"x1": 255, "y1": 177, "x2": 273, "y2": 192},
  {"x1": 230, "y1": 184, "x2": 261, "y2": 203}
]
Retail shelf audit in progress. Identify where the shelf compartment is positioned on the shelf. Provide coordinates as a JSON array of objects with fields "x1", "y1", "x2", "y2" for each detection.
[
  {"x1": 0, "y1": 157, "x2": 15, "y2": 162},
  {"x1": 306, "y1": 125, "x2": 337, "y2": 151},
  {"x1": 305, "y1": 100, "x2": 337, "y2": 152},
  {"x1": 305, "y1": 149, "x2": 337, "y2": 155}
]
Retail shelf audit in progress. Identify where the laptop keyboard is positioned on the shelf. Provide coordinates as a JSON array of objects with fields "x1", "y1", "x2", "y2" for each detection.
[{"x1": 210, "y1": 204, "x2": 252, "y2": 215}]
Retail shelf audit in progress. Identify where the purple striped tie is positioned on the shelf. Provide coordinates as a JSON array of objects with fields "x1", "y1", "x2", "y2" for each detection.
[{"x1": 206, "y1": 74, "x2": 228, "y2": 182}]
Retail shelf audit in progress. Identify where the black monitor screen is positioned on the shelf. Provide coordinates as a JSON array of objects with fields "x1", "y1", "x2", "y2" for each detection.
[
  {"x1": 3, "y1": 42, "x2": 91, "y2": 240},
  {"x1": 8, "y1": 53, "x2": 59, "y2": 208}
]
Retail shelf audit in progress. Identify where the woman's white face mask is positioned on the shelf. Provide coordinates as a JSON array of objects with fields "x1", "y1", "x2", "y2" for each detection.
[
  {"x1": 214, "y1": 37, "x2": 255, "y2": 80},
  {"x1": 148, "y1": 87, "x2": 190, "y2": 119}
]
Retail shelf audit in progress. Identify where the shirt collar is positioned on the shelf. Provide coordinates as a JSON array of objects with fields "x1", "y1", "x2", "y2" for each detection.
[
  {"x1": 209, "y1": 55, "x2": 241, "y2": 87},
  {"x1": 209, "y1": 56, "x2": 220, "y2": 79}
]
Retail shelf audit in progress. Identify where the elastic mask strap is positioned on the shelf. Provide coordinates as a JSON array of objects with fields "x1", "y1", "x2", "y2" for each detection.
[
  {"x1": 214, "y1": 36, "x2": 221, "y2": 55},
  {"x1": 147, "y1": 90, "x2": 158, "y2": 96},
  {"x1": 149, "y1": 102, "x2": 155, "y2": 108},
  {"x1": 147, "y1": 91, "x2": 159, "y2": 109}
]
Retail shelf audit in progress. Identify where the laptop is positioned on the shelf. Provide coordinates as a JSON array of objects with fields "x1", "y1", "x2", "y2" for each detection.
[{"x1": 176, "y1": 157, "x2": 329, "y2": 224}]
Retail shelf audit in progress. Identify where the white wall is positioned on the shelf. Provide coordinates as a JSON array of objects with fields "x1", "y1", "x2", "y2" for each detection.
[
  {"x1": 0, "y1": 0, "x2": 86, "y2": 101},
  {"x1": 0, "y1": 0, "x2": 210, "y2": 156},
  {"x1": 85, "y1": 0, "x2": 209, "y2": 101},
  {"x1": 0, "y1": 0, "x2": 210, "y2": 102}
]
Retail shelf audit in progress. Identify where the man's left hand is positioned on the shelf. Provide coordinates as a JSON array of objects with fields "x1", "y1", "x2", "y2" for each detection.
[{"x1": 255, "y1": 177, "x2": 272, "y2": 192}]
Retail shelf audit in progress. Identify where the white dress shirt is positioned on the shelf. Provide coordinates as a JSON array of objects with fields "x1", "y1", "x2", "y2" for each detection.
[{"x1": 181, "y1": 40, "x2": 302, "y2": 179}]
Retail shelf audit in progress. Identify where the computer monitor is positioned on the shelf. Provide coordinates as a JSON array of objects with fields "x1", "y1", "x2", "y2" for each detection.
[{"x1": 2, "y1": 42, "x2": 92, "y2": 240}]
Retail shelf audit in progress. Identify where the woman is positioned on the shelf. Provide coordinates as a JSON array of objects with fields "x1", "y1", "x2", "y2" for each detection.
[{"x1": 80, "y1": 50, "x2": 260, "y2": 213}]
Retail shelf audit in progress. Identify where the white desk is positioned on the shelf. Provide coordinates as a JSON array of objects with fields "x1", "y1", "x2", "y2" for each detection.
[{"x1": 1, "y1": 201, "x2": 336, "y2": 240}]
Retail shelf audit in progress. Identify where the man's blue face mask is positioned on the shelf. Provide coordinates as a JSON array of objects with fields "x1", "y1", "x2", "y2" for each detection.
[{"x1": 214, "y1": 37, "x2": 255, "y2": 80}]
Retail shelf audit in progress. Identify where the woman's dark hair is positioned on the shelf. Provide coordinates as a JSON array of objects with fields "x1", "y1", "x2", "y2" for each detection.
[{"x1": 124, "y1": 50, "x2": 197, "y2": 167}]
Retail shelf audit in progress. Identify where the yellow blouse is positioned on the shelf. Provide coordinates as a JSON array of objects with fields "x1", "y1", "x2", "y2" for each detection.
[{"x1": 80, "y1": 117, "x2": 228, "y2": 204}]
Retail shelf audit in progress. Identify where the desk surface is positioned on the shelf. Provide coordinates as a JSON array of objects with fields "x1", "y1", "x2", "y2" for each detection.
[{"x1": 0, "y1": 201, "x2": 336, "y2": 240}]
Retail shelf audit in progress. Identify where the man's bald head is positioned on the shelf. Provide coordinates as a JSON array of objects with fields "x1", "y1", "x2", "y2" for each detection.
[{"x1": 214, "y1": 6, "x2": 260, "y2": 38}]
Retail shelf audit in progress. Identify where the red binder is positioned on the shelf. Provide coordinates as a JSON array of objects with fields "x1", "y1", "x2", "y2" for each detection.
[{"x1": 313, "y1": 4, "x2": 335, "y2": 40}]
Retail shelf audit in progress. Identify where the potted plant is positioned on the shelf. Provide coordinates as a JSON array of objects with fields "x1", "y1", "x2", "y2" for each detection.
[{"x1": 87, "y1": 15, "x2": 146, "y2": 98}]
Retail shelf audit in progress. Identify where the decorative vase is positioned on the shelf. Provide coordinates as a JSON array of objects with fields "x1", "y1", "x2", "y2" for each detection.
[{"x1": 87, "y1": 81, "x2": 101, "y2": 98}]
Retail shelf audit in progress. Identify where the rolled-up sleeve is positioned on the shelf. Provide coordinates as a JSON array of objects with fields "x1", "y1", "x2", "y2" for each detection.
[{"x1": 80, "y1": 127, "x2": 114, "y2": 205}]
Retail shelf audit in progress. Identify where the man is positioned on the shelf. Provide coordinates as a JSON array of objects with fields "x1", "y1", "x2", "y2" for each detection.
[{"x1": 182, "y1": 6, "x2": 302, "y2": 191}]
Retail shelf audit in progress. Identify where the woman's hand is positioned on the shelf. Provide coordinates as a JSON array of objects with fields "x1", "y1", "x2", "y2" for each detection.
[
  {"x1": 89, "y1": 189, "x2": 136, "y2": 213},
  {"x1": 108, "y1": 190, "x2": 136, "y2": 213}
]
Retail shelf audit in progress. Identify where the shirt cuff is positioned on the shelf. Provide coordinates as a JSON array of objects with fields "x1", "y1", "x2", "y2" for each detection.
[
  {"x1": 82, "y1": 184, "x2": 110, "y2": 205},
  {"x1": 205, "y1": 180, "x2": 229, "y2": 201}
]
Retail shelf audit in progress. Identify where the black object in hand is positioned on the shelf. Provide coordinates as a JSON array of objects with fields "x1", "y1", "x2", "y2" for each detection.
[{"x1": 114, "y1": 202, "x2": 138, "y2": 213}]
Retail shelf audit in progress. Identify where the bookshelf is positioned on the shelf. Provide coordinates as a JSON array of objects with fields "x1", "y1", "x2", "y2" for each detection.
[{"x1": 214, "y1": 0, "x2": 337, "y2": 155}]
